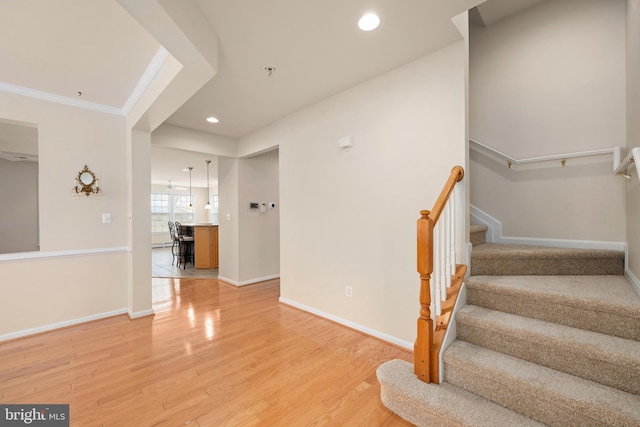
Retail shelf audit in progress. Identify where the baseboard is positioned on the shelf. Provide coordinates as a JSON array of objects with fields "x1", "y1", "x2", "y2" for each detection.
[
  {"x1": 279, "y1": 297, "x2": 412, "y2": 351},
  {"x1": 129, "y1": 309, "x2": 155, "y2": 319},
  {"x1": 217, "y1": 276, "x2": 238, "y2": 286},
  {"x1": 626, "y1": 269, "x2": 640, "y2": 298},
  {"x1": 470, "y1": 205, "x2": 626, "y2": 252},
  {"x1": 218, "y1": 274, "x2": 280, "y2": 287},
  {"x1": 0, "y1": 308, "x2": 128, "y2": 342},
  {"x1": 470, "y1": 206, "x2": 500, "y2": 243}
]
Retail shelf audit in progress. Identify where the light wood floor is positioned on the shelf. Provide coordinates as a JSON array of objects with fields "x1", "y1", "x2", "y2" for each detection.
[{"x1": 0, "y1": 278, "x2": 414, "y2": 426}]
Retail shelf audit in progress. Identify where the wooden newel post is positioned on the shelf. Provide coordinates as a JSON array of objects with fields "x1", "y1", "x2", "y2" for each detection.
[{"x1": 414, "y1": 209, "x2": 434, "y2": 383}]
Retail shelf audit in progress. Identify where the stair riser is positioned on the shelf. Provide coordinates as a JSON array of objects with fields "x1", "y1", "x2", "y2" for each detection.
[
  {"x1": 470, "y1": 230, "x2": 486, "y2": 246},
  {"x1": 443, "y1": 356, "x2": 636, "y2": 427},
  {"x1": 379, "y1": 388, "x2": 460, "y2": 427},
  {"x1": 377, "y1": 360, "x2": 547, "y2": 427},
  {"x1": 471, "y1": 257, "x2": 624, "y2": 276},
  {"x1": 467, "y1": 288, "x2": 640, "y2": 341},
  {"x1": 456, "y1": 316, "x2": 640, "y2": 395}
]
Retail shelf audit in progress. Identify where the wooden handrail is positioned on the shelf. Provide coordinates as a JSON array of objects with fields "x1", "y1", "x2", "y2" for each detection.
[
  {"x1": 414, "y1": 165, "x2": 465, "y2": 384},
  {"x1": 429, "y1": 166, "x2": 464, "y2": 224}
]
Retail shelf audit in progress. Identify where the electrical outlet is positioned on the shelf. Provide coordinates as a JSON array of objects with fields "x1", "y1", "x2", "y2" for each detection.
[{"x1": 345, "y1": 286, "x2": 353, "y2": 297}]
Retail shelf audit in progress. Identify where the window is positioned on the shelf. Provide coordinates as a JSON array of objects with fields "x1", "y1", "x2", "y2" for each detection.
[
  {"x1": 173, "y1": 194, "x2": 194, "y2": 224},
  {"x1": 151, "y1": 193, "x2": 170, "y2": 233},
  {"x1": 207, "y1": 194, "x2": 219, "y2": 224},
  {"x1": 151, "y1": 192, "x2": 195, "y2": 233}
]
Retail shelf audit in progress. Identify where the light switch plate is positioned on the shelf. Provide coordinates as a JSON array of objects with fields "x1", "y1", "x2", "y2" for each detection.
[{"x1": 102, "y1": 213, "x2": 112, "y2": 224}]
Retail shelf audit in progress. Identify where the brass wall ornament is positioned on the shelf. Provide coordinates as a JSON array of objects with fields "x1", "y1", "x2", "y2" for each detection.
[{"x1": 73, "y1": 165, "x2": 101, "y2": 198}]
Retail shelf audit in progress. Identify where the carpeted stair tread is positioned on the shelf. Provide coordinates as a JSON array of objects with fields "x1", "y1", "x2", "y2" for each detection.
[
  {"x1": 471, "y1": 243, "x2": 624, "y2": 275},
  {"x1": 444, "y1": 341, "x2": 640, "y2": 427},
  {"x1": 466, "y1": 275, "x2": 640, "y2": 340},
  {"x1": 456, "y1": 305, "x2": 640, "y2": 394},
  {"x1": 470, "y1": 224, "x2": 488, "y2": 246},
  {"x1": 377, "y1": 359, "x2": 545, "y2": 427}
]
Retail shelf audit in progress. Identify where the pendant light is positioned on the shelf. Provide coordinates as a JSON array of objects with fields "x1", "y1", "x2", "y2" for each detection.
[
  {"x1": 188, "y1": 166, "x2": 193, "y2": 210},
  {"x1": 204, "y1": 160, "x2": 212, "y2": 210}
]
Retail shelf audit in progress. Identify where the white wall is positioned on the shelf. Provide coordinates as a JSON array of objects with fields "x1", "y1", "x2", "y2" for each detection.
[
  {"x1": 627, "y1": 0, "x2": 640, "y2": 279},
  {"x1": 237, "y1": 149, "x2": 279, "y2": 283},
  {"x1": 218, "y1": 157, "x2": 240, "y2": 282},
  {"x1": 470, "y1": 0, "x2": 626, "y2": 242},
  {"x1": 0, "y1": 92, "x2": 129, "y2": 338},
  {"x1": 240, "y1": 42, "x2": 467, "y2": 345},
  {"x1": 0, "y1": 159, "x2": 39, "y2": 253},
  {"x1": 130, "y1": 129, "x2": 152, "y2": 316}
]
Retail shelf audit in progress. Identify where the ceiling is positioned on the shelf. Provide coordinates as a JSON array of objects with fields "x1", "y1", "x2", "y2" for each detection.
[
  {"x1": 0, "y1": 0, "x2": 160, "y2": 110},
  {"x1": 0, "y1": 0, "x2": 546, "y2": 188},
  {"x1": 166, "y1": 0, "x2": 547, "y2": 138},
  {"x1": 151, "y1": 146, "x2": 218, "y2": 191},
  {"x1": 166, "y1": 0, "x2": 483, "y2": 137},
  {"x1": 472, "y1": 0, "x2": 547, "y2": 26}
]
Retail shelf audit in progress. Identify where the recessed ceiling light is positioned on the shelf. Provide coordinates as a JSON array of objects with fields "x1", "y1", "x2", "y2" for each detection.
[
  {"x1": 206, "y1": 116, "x2": 219, "y2": 123},
  {"x1": 358, "y1": 13, "x2": 380, "y2": 31}
]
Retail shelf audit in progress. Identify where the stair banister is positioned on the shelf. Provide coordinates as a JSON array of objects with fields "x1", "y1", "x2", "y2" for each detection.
[{"x1": 415, "y1": 166, "x2": 465, "y2": 384}]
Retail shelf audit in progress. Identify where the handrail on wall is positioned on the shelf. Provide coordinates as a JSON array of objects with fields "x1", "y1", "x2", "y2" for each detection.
[
  {"x1": 469, "y1": 138, "x2": 623, "y2": 172},
  {"x1": 613, "y1": 147, "x2": 639, "y2": 181}
]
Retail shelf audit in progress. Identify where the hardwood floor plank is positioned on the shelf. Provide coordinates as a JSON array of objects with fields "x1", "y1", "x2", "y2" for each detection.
[{"x1": 0, "y1": 278, "x2": 413, "y2": 426}]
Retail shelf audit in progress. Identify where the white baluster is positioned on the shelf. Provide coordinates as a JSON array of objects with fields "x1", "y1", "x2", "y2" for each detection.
[
  {"x1": 439, "y1": 210, "x2": 446, "y2": 303},
  {"x1": 434, "y1": 221, "x2": 441, "y2": 317},
  {"x1": 431, "y1": 221, "x2": 437, "y2": 321},
  {"x1": 444, "y1": 202, "x2": 452, "y2": 293},
  {"x1": 449, "y1": 189, "x2": 457, "y2": 284}
]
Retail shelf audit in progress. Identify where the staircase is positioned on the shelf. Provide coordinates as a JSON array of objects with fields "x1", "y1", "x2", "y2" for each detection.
[{"x1": 378, "y1": 224, "x2": 640, "y2": 426}]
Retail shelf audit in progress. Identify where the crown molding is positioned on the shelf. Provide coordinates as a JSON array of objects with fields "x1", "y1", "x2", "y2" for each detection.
[
  {"x1": 0, "y1": 46, "x2": 170, "y2": 118},
  {"x1": 0, "y1": 81, "x2": 123, "y2": 116},
  {"x1": 122, "y1": 46, "x2": 171, "y2": 116}
]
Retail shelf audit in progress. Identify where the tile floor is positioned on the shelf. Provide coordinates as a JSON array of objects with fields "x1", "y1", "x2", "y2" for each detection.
[{"x1": 151, "y1": 247, "x2": 219, "y2": 279}]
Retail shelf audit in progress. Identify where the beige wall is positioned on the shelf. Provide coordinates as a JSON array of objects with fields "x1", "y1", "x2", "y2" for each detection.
[
  {"x1": 240, "y1": 42, "x2": 467, "y2": 345},
  {"x1": 237, "y1": 149, "x2": 280, "y2": 283},
  {"x1": 0, "y1": 92, "x2": 130, "y2": 338},
  {"x1": 218, "y1": 157, "x2": 240, "y2": 282},
  {"x1": 627, "y1": 0, "x2": 640, "y2": 279},
  {"x1": 470, "y1": 0, "x2": 626, "y2": 242},
  {"x1": 0, "y1": 159, "x2": 39, "y2": 253},
  {"x1": 130, "y1": 129, "x2": 152, "y2": 316}
]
